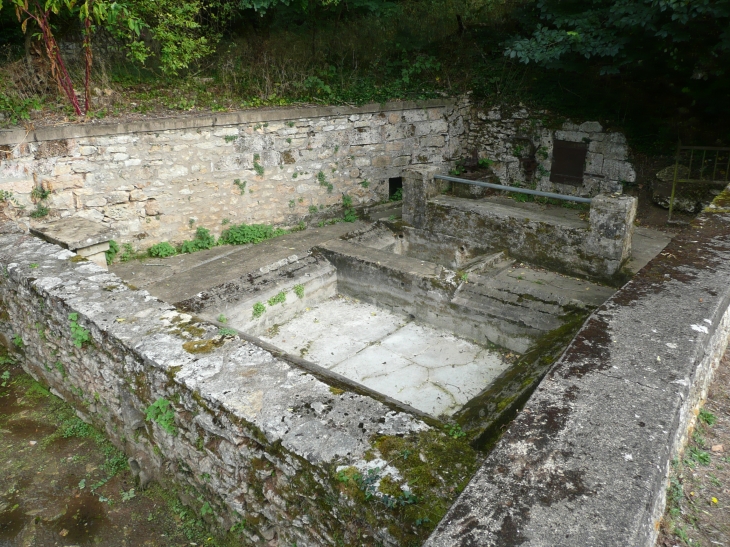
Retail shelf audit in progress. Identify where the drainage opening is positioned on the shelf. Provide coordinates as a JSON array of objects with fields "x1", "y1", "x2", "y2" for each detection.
[{"x1": 389, "y1": 177, "x2": 403, "y2": 199}]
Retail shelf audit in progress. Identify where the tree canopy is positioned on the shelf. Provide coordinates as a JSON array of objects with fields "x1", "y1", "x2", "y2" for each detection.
[{"x1": 506, "y1": 0, "x2": 730, "y2": 79}]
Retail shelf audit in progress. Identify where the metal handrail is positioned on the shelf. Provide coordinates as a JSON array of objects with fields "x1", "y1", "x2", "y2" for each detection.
[
  {"x1": 434, "y1": 174, "x2": 593, "y2": 204},
  {"x1": 668, "y1": 143, "x2": 730, "y2": 221}
]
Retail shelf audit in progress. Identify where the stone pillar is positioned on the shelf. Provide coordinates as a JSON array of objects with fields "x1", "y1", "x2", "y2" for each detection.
[
  {"x1": 586, "y1": 193, "x2": 638, "y2": 276},
  {"x1": 402, "y1": 166, "x2": 441, "y2": 229}
]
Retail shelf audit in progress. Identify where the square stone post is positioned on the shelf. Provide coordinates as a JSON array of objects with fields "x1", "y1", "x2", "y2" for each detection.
[
  {"x1": 402, "y1": 166, "x2": 442, "y2": 229},
  {"x1": 586, "y1": 194, "x2": 637, "y2": 275}
]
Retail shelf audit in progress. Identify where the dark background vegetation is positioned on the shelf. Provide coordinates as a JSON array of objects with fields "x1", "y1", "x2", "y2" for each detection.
[{"x1": 0, "y1": 0, "x2": 728, "y2": 154}]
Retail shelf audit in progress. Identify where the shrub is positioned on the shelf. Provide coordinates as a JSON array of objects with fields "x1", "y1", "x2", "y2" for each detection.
[{"x1": 147, "y1": 242, "x2": 177, "y2": 258}]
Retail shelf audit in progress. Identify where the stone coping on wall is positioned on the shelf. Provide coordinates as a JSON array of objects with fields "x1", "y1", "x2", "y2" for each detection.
[
  {"x1": 0, "y1": 222, "x2": 462, "y2": 545},
  {"x1": 425, "y1": 187, "x2": 730, "y2": 546},
  {"x1": 0, "y1": 98, "x2": 455, "y2": 145}
]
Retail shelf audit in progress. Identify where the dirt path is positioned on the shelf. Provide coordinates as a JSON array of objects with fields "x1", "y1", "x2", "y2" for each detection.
[
  {"x1": 0, "y1": 349, "x2": 242, "y2": 547},
  {"x1": 658, "y1": 344, "x2": 730, "y2": 547}
]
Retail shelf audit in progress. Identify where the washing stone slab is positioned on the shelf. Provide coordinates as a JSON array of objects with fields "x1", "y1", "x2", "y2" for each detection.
[{"x1": 260, "y1": 295, "x2": 510, "y2": 417}]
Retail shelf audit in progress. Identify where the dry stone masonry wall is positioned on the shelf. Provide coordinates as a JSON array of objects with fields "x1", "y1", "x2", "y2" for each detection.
[
  {"x1": 0, "y1": 224, "x2": 480, "y2": 546},
  {"x1": 0, "y1": 99, "x2": 469, "y2": 247},
  {"x1": 465, "y1": 104, "x2": 636, "y2": 197},
  {"x1": 0, "y1": 99, "x2": 639, "y2": 251}
]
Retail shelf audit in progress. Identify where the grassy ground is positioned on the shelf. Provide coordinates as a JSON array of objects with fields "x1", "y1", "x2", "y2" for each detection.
[
  {"x1": 0, "y1": 347, "x2": 243, "y2": 547},
  {"x1": 657, "y1": 345, "x2": 730, "y2": 547}
]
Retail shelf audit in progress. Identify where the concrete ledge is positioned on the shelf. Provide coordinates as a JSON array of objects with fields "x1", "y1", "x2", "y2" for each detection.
[
  {"x1": 0, "y1": 98, "x2": 454, "y2": 145},
  {"x1": 425, "y1": 186, "x2": 730, "y2": 546}
]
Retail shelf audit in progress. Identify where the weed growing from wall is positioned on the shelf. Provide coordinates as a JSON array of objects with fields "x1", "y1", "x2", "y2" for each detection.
[
  {"x1": 145, "y1": 398, "x2": 177, "y2": 436},
  {"x1": 252, "y1": 302, "x2": 266, "y2": 318},
  {"x1": 342, "y1": 194, "x2": 357, "y2": 222},
  {"x1": 233, "y1": 179, "x2": 247, "y2": 194},
  {"x1": 253, "y1": 154, "x2": 265, "y2": 176},
  {"x1": 317, "y1": 171, "x2": 334, "y2": 193},
  {"x1": 181, "y1": 228, "x2": 216, "y2": 253},
  {"x1": 267, "y1": 291, "x2": 286, "y2": 306},
  {"x1": 148, "y1": 242, "x2": 177, "y2": 258},
  {"x1": 219, "y1": 222, "x2": 286, "y2": 245},
  {"x1": 68, "y1": 313, "x2": 91, "y2": 348},
  {"x1": 105, "y1": 240, "x2": 120, "y2": 265},
  {"x1": 294, "y1": 284, "x2": 305, "y2": 298}
]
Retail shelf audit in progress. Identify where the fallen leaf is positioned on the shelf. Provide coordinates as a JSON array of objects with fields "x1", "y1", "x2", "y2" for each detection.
[
  {"x1": 60, "y1": 529, "x2": 69, "y2": 537},
  {"x1": 711, "y1": 444, "x2": 724, "y2": 453}
]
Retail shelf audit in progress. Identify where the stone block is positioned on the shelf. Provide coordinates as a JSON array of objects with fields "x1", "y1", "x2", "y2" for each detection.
[
  {"x1": 107, "y1": 191, "x2": 130, "y2": 205},
  {"x1": 130, "y1": 189, "x2": 147, "y2": 201},
  {"x1": 586, "y1": 193, "x2": 637, "y2": 273},
  {"x1": 402, "y1": 166, "x2": 441, "y2": 228},
  {"x1": 29, "y1": 216, "x2": 116, "y2": 250},
  {"x1": 49, "y1": 175, "x2": 85, "y2": 191},
  {"x1": 1, "y1": 178, "x2": 34, "y2": 194},
  {"x1": 84, "y1": 196, "x2": 107, "y2": 208},
  {"x1": 579, "y1": 121, "x2": 603, "y2": 133},
  {"x1": 585, "y1": 152, "x2": 604, "y2": 175},
  {"x1": 603, "y1": 159, "x2": 636, "y2": 183}
]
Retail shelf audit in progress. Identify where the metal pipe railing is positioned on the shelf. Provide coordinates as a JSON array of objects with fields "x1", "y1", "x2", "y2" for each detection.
[{"x1": 434, "y1": 174, "x2": 593, "y2": 204}]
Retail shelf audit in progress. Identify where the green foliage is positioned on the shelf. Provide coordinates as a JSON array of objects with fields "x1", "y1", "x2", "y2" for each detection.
[
  {"x1": 267, "y1": 291, "x2": 286, "y2": 306},
  {"x1": 148, "y1": 241, "x2": 178, "y2": 258},
  {"x1": 218, "y1": 327, "x2": 237, "y2": 337},
  {"x1": 145, "y1": 397, "x2": 177, "y2": 435},
  {"x1": 218, "y1": 222, "x2": 286, "y2": 246},
  {"x1": 360, "y1": 179, "x2": 370, "y2": 189},
  {"x1": 445, "y1": 423, "x2": 465, "y2": 439},
  {"x1": 44, "y1": 412, "x2": 128, "y2": 475},
  {"x1": 233, "y1": 179, "x2": 246, "y2": 194},
  {"x1": 317, "y1": 171, "x2": 334, "y2": 193},
  {"x1": 105, "y1": 240, "x2": 120, "y2": 265},
  {"x1": 12, "y1": 334, "x2": 23, "y2": 348},
  {"x1": 119, "y1": 243, "x2": 136, "y2": 262},
  {"x1": 0, "y1": 94, "x2": 42, "y2": 124},
  {"x1": 342, "y1": 194, "x2": 357, "y2": 222},
  {"x1": 253, "y1": 154, "x2": 265, "y2": 176},
  {"x1": 478, "y1": 158, "x2": 493, "y2": 169},
  {"x1": 29, "y1": 204, "x2": 49, "y2": 218},
  {"x1": 293, "y1": 284, "x2": 305, "y2": 299},
  {"x1": 217, "y1": 314, "x2": 227, "y2": 323},
  {"x1": 0, "y1": 190, "x2": 21, "y2": 208},
  {"x1": 308, "y1": 205, "x2": 318, "y2": 214},
  {"x1": 507, "y1": 0, "x2": 730, "y2": 79},
  {"x1": 252, "y1": 302, "x2": 266, "y2": 319},
  {"x1": 68, "y1": 313, "x2": 91, "y2": 348},
  {"x1": 30, "y1": 186, "x2": 51, "y2": 201},
  {"x1": 389, "y1": 188, "x2": 403, "y2": 202},
  {"x1": 181, "y1": 227, "x2": 216, "y2": 253},
  {"x1": 699, "y1": 408, "x2": 717, "y2": 426}
]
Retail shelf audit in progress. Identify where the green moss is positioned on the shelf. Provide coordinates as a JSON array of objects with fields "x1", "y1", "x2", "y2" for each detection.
[
  {"x1": 329, "y1": 386, "x2": 345, "y2": 396},
  {"x1": 69, "y1": 255, "x2": 88, "y2": 263},
  {"x1": 182, "y1": 339, "x2": 225, "y2": 354}
]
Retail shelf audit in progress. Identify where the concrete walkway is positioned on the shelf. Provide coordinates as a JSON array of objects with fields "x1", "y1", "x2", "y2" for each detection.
[{"x1": 111, "y1": 221, "x2": 367, "y2": 304}]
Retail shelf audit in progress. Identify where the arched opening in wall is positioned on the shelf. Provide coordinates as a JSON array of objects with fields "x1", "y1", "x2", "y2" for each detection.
[
  {"x1": 389, "y1": 177, "x2": 403, "y2": 199},
  {"x1": 550, "y1": 140, "x2": 588, "y2": 187}
]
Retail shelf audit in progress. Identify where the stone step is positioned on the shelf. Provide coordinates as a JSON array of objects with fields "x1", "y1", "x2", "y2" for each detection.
[
  {"x1": 451, "y1": 289, "x2": 563, "y2": 333},
  {"x1": 461, "y1": 251, "x2": 511, "y2": 275}
]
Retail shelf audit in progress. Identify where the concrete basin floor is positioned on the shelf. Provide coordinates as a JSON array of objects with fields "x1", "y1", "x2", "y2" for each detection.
[{"x1": 259, "y1": 295, "x2": 509, "y2": 418}]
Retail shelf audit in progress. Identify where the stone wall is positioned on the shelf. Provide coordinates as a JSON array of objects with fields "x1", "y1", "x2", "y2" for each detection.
[
  {"x1": 0, "y1": 223, "x2": 479, "y2": 546},
  {"x1": 425, "y1": 186, "x2": 730, "y2": 546},
  {"x1": 0, "y1": 99, "x2": 468, "y2": 247},
  {"x1": 464, "y1": 104, "x2": 636, "y2": 197},
  {"x1": 403, "y1": 167, "x2": 637, "y2": 282}
]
